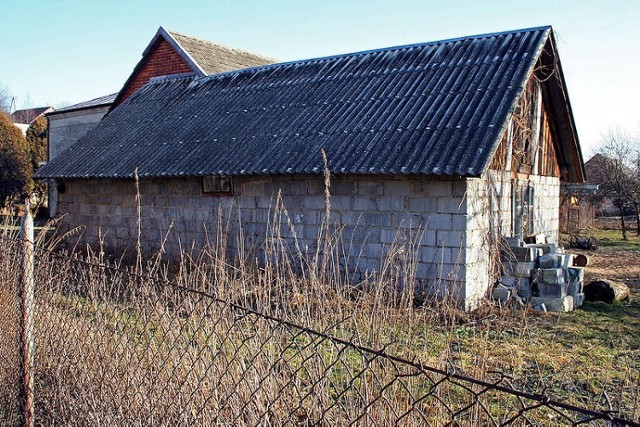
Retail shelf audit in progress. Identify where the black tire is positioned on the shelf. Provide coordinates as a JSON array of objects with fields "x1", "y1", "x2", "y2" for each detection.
[{"x1": 570, "y1": 235, "x2": 578, "y2": 248}]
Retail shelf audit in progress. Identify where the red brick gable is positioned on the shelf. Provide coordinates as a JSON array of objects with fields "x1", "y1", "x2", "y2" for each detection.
[{"x1": 115, "y1": 38, "x2": 194, "y2": 107}]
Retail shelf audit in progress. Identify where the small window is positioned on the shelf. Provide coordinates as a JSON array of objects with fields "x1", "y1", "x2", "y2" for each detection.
[
  {"x1": 512, "y1": 181, "x2": 534, "y2": 239},
  {"x1": 57, "y1": 181, "x2": 67, "y2": 194},
  {"x1": 202, "y1": 176, "x2": 232, "y2": 195}
]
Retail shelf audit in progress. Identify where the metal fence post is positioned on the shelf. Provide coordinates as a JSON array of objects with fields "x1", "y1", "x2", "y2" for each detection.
[{"x1": 20, "y1": 197, "x2": 35, "y2": 427}]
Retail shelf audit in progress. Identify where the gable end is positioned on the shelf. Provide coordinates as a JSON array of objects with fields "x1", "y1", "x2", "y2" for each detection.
[{"x1": 112, "y1": 36, "x2": 195, "y2": 108}]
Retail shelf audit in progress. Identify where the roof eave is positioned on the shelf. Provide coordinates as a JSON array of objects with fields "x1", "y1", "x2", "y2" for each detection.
[{"x1": 543, "y1": 32, "x2": 586, "y2": 183}]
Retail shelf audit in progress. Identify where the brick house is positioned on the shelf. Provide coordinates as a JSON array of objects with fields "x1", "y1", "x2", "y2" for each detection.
[
  {"x1": 45, "y1": 26, "x2": 274, "y2": 214},
  {"x1": 36, "y1": 26, "x2": 585, "y2": 310}
]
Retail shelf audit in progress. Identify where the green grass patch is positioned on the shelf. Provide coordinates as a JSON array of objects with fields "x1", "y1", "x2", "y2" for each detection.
[{"x1": 562, "y1": 229, "x2": 640, "y2": 251}]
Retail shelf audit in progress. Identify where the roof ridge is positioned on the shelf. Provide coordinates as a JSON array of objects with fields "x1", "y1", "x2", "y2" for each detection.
[
  {"x1": 193, "y1": 26, "x2": 552, "y2": 84},
  {"x1": 165, "y1": 28, "x2": 277, "y2": 62}
]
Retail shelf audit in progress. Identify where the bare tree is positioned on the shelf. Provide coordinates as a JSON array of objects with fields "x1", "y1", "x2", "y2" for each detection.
[
  {"x1": 592, "y1": 128, "x2": 640, "y2": 239},
  {"x1": 0, "y1": 83, "x2": 12, "y2": 113}
]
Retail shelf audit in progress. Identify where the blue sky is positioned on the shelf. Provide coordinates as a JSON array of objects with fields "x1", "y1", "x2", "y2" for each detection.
[{"x1": 1, "y1": 0, "x2": 638, "y2": 156}]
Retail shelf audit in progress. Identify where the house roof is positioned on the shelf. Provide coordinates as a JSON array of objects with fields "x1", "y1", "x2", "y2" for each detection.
[
  {"x1": 11, "y1": 106, "x2": 54, "y2": 124},
  {"x1": 47, "y1": 93, "x2": 117, "y2": 116},
  {"x1": 111, "y1": 27, "x2": 276, "y2": 108},
  {"x1": 167, "y1": 29, "x2": 277, "y2": 76},
  {"x1": 36, "y1": 26, "x2": 584, "y2": 181}
]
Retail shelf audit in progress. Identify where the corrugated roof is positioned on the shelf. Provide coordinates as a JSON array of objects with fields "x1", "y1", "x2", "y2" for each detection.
[
  {"x1": 47, "y1": 93, "x2": 117, "y2": 115},
  {"x1": 167, "y1": 30, "x2": 277, "y2": 75},
  {"x1": 36, "y1": 27, "x2": 555, "y2": 180}
]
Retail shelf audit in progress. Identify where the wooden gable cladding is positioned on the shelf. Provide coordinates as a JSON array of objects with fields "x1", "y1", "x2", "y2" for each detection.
[
  {"x1": 114, "y1": 38, "x2": 195, "y2": 108},
  {"x1": 539, "y1": 107, "x2": 561, "y2": 177},
  {"x1": 489, "y1": 75, "x2": 560, "y2": 178}
]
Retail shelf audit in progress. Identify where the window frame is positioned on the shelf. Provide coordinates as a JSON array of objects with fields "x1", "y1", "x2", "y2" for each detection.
[{"x1": 201, "y1": 175, "x2": 233, "y2": 196}]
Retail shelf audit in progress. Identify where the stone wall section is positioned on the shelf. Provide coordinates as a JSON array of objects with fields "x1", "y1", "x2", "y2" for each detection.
[
  {"x1": 463, "y1": 170, "x2": 561, "y2": 308},
  {"x1": 55, "y1": 172, "x2": 560, "y2": 310},
  {"x1": 57, "y1": 175, "x2": 473, "y2": 301},
  {"x1": 48, "y1": 107, "x2": 111, "y2": 161}
]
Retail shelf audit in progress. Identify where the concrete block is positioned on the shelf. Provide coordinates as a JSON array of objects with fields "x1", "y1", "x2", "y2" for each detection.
[
  {"x1": 285, "y1": 181, "x2": 308, "y2": 196},
  {"x1": 421, "y1": 230, "x2": 437, "y2": 247},
  {"x1": 492, "y1": 285, "x2": 512, "y2": 303},
  {"x1": 451, "y1": 214, "x2": 468, "y2": 229},
  {"x1": 379, "y1": 196, "x2": 404, "y2": 211},
  {"x1": 539, "y1": 254, "x2": 557, "y2": 269},
  {"x1": 560, "y1": 254, "x2": 574, "y2": 268},
  {"x1": 516, "y1": 277, "x2": 531, "y2": 290},
  {"x1": 305, "y1": 180, "x2": 324, "y2": 195},
  {"x1": 425, "y1": 214, "x2": 452, "y2": 230},
  {"x1": 419, "y1": 247, "x2": 438, "y2": 264},
  {"x1": 423, "y1": 181, "x2": 452, "y2": 197},
  {"x1": 437, "y1": 197, "x2": 466, "y2": 214},
  {"x1": 355, "y1": 181, "x2": 383, "y2": 196},
  {"x1": 528, "y1": 243, "x2": 558, "y2": 254},
  {"x1": 236, "y1": 197, "x2": 257, "y2": 209},
  {"x1": 302, "y1": 197, "x2": 326, "y2": 210},
  {"x1": 380, "y1": 228, "x2": 400, "y2": 244},
  {"x1": 514, "y1": 262, "x2": 536, "y2": 278},
  {"x1": 504, "y1": 237, "x2": 523, "y2": 247},
  {"x1": 408, "y1": 197, "x2": 437, "y2": 213},
  {"x1": 451, "y1": 180, "x2": 467, "y2": 197},
  {"x1": 503, "y1": 246, "x2": 527, "y2": 262},
  {"x1": 331, "y1": 181, "x2": 356, "y2": 196},
  {"x1": 436, "y1": 230, "x2": 465, "y2": 248},
  {"x1": 500, "y1": 275, "x2": 517, "y2": 288},
  {"x1": 572, "y1": 293, "x2": 585, "y2": 308},
  {"x1": 537, "y1": 282, "x2": 568, "y2": 298},
  {"x1": 568, "y1": 267, "x2": 584, "y2": 283},
  {"x1": 541, "y1": 268, "x2": 565, "y2": 284},
  {"x1": 393, "y1": 212, "x2": 422, "y2": 228},
  {"x1": 533, "y1": 303, "x2": 547, "y2": 312},
  {"x1": 383, "y1": 181, "x2": 411, "y2": 196},
  {"x1": 530, "y1": 296, "x2": 574, "y2": 312},
  {"x1": 364, "y1": 243, "x2": 384, "y2": 259},
  {"x1": 364, "y1": 212, "x2": 391, "y2": 227},
  {"x1": 567, "y1": 280, "x2": 583, "y2": 296},
  {"x1": 353, "y1": 197, "x2": 377, "y2": 211},
  {"x1": 330, "y1": 196, "x2": 352, "y2": 211},
  {"x1": 502, "y1": 261, "x2": 516, "y2": 275},
  {"x1": 517, "y1": 288, "x2": 532, "y2": 299}
]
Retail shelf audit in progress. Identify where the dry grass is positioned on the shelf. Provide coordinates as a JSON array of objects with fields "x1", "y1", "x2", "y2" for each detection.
[{"x1": 0, "y1": 210, "x2": 639, "y2": 424}]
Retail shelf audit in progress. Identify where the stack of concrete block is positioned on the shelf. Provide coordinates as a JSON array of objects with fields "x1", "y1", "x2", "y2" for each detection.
[
  {"x1": 493, "y1": 239, "x2": 541, "y2": 304},
  {"x1": 530, "y1": 251, "x2": 585, "y2": 312},
  {"x1": 493, "y1": 237, "x2": 585, "y2": 312}
]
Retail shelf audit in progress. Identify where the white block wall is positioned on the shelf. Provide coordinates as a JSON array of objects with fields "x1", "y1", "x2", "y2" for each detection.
[{"x1": 55, "y1": 171, "x2": 560, "y2": 310}]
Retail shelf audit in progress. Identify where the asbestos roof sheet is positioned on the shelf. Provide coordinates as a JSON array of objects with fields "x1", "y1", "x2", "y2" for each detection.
[
  {"x1": 47, "y1": 93, "x2": 117, "y2": 115},
  {"x1": 36, "y1": 26, "x2": 552, "y2": 180}
]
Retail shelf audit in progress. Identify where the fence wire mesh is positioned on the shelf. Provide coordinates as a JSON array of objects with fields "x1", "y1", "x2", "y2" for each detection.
[
  {"x1": 0, "y1": 237, "x2": 22, "y2": 426},
  {"x1": 0, "y1": 234, "x2": 638, "y2": 426}
]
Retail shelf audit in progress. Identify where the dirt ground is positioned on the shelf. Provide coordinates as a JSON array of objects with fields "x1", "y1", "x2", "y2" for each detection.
[{"x1": 573, "y1": 248, "x2": 640, "y2": 299}]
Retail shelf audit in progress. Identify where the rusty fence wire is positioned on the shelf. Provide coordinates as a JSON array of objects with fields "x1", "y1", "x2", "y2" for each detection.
[{"x1": 0, "y1": 234, "x2": 638, "y2": 426}]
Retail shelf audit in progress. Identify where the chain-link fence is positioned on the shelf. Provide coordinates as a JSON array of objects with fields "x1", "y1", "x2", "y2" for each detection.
[
  {"x1": 0, "y1": 236, "x2": 23, "y2": 426},
  {"x1": 0, "y1": 232, "x2": 638, "y2": 426}
]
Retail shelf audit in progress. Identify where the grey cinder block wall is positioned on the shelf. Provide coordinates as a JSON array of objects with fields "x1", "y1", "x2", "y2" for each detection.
[{"x1": 55, "y1": 172, "x2": 560, "y2": 310}]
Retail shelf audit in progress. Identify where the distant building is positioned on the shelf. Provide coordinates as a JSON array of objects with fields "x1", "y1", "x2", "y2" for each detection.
[{"x1": 10, "y1": 106, "x2": 54, "y2": 135}]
